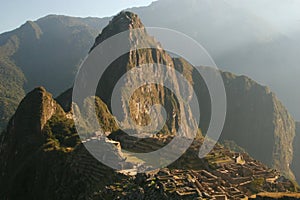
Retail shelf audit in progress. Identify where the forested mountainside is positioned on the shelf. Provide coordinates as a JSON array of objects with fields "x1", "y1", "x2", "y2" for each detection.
[{"x1": 0, "y1": 15, "x2": 109, "y2": 131}]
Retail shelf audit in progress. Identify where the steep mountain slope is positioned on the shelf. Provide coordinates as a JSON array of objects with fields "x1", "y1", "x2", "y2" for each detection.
[
  {"x1": 0, "y1": 57, "x2": 25, "y2": 131},
  {"x1": 292, "y1": 122, "x2": 300, "y2": 183},
  {"x1": 15, "y1": 15, "x2": 109, "y2": 93},
  {"x1": 0, "y1": 15, "x2": 109, "y2": 131},
  {"x1": 193, "y1": 69, "x2": 296, "y2": 179},
  {"x1": 220, "y1": 73, "x2": 295, "y2": 179},
  {"x1": 88, "y1": 11, "x2": 197, "y2": 136},
  {"x1": 0, "y1": 87, "x2": 123, "y2": 199},
  {"x1": 129, "y1": 0, "x2": 300, "y2": 120}
]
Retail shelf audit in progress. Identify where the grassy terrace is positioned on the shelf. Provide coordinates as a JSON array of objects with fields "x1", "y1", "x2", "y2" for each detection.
[
  {"x1": 205, "y1": 151, "x2": 233, "y2": 165},
  {"x1": 252, "y1": 192, "x2": 300, "y2": 198}
]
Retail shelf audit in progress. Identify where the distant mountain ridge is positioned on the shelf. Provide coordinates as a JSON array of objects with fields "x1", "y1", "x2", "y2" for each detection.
[{"x1": 0, "y1": 15, "x2": 109, "y2": 132}]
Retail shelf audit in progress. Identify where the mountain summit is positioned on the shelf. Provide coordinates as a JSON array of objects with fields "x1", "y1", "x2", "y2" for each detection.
[
  {"x1": 91, "y1": 11, "x2": 145, "y2": 51},
  {"x1": 85, "y1": 11, "x2": 198, "y2": 138}
]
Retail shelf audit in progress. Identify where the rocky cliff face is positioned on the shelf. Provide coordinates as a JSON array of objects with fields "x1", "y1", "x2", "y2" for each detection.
[
  {"x1": 292, "y1": 122, "x2": 300, "y2": 182},
  {"x1": 220, "y1": 72, "x2": 296, "y2": 179},
  {"x1": 74, "y1": 11, "x2": 197, "y2": 137},
  {"x1": 193, "y1": 69, "x2": 296, "y2": 179}
]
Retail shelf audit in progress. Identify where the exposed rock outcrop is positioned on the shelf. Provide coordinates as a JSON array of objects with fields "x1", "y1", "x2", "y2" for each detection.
[
  {"x1": 193, "y1": 69, "x2": 296, "y2": 179},
  {"x1": 67, "y1": 11, "x2": 198, "y2": 137},
  {"x1": 292, "y1": 122, "x2": 300, "y2": 182}
]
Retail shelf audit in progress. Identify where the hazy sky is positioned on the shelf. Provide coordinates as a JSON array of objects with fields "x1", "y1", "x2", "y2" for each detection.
[{"x1": 0, "y1": 0, "x2": 155, "y2": 33}]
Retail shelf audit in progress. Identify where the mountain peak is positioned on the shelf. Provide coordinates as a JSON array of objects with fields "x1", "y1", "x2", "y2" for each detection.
[
  {"x1": 19, "y1": 20, "x2": 43, "y2": 39},
  {"x1": 90, "y1": 11, "x2": 145, "y2": 51},
  {"x1": 109, "y1": 11, "x2": 144, "y2": 31},
  {"x1": 10, "y1": 86, "x2": 62, "y2": 135},
  {"x1": 0, "y1": 87, "x2": 66, "y2": 184}
]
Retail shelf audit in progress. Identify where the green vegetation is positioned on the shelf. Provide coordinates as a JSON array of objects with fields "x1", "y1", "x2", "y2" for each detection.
[
  {"x1": 44, "y1": 112, "x2": 79, "y2": 148},
  {"x1": 94, "y1": 96, "x2": 118, "y2": 132},
  {"x1": 256, "y1": 192, "x2": 300, "y2": 198},
  {"x1": 0, "y1": 15, "x2": 107, "y2": 132},
  {"x1": 249, "y1": 177, "x2": 265, "y2": 193},
  {"x1": 290, "y1": 180, "x2": 300, "y2": 192},
  {"x1": 0, "y1": 54, "x2": 26, "y2": 132}
]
